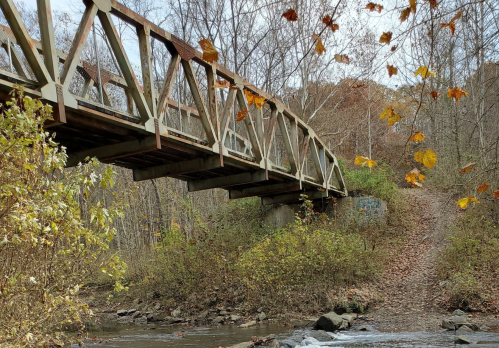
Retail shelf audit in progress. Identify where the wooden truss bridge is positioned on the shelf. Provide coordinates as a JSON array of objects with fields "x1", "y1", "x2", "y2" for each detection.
[{"x1": 0, "y1": 0, "x2": 347, "y2": 205}]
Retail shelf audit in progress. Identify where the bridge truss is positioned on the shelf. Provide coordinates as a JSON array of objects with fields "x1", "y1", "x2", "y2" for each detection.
[{"x1": 0, "y1": 0, "x2": 347, "y2": 205}]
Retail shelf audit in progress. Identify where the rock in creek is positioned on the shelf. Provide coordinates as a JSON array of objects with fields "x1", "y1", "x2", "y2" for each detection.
[
  {"x1": 454, "y1": 335, "x2": 476, "y2": 344},
  {"x1": 313, "y1": 311, "x2": 343, "y2": 332},
  {"x1": 239, "y1": 320, "x2": 257, "y2": 328},
  {"x1": 117, "y1": 309, "x2": 128, "y2": 316},
  {"x1": 456, "y1": 326, "x2": 474, "y2": 335}
]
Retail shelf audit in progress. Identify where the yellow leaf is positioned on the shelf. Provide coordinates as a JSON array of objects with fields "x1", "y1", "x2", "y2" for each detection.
[
  {"x1": 459, "y1": 162, "x2": 475, "y2": 175},
  {"x1": 379, "y1": 32, "x2": 393, "y2": 44},
  {"x1": 313, "y1": 34, "x2": 325, "y2": 55},
  {"x1": 355, "y1": 155, "x2": 376, "y2": 167},
  {"x1": 379, "y1": 106, "x2": 394, "y2": 120},
  {"x1": 198, "y1": 38, "x2": 219, "y2": 63},
  {"x1": 447, "y1": 87, "x2": 468, "y2": 104},
  {"x1": 388, "y1": 113, "x2": 402, "y2": 126},
  {"x1": 414, "y1": 149, "x2": 437, "y2": 169},
  {"x1": 408, "y1": 131, "x2": 425, "y2": 142},
  {"x1": 477, "y1": 182, "x2": 489, "y2": 193},
  {"x1": 244, "y1": 90, "x2": 265, "y2": 110},
  {"x1": 457, "y1": 197, "x2": 479, "y2": 209},
  {"x1": 414, "y1": 66, "x2": 435, "y2": 79},
  {"x1": 405, "y1": 168, "x2": 424, "y2": 187},
  {"x1": 354, "y1": 155, "x2": 369, "y2": 166}
]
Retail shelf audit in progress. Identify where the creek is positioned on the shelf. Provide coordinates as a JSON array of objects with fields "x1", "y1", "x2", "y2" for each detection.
[{"x1": 70, "y1": 322, "x2": 499, "y2": 348}]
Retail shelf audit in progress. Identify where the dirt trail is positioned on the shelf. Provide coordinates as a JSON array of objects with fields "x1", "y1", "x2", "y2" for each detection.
[{"x1": 369, "y1": 188, "x2": 460, "y2": 332}]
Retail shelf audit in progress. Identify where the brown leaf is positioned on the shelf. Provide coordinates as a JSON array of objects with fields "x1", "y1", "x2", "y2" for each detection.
[
  {"x1": 400, "y1": 7, "x2": 411, "y2": 22},
  {"x1": 477, "y1": 182, "x2": 490, "y2": 193},
  {"x1": 409, "y1": 0, "x2": 417, "y2": 13},
  {"x1": 365, "y1": 2, "x2": 383, "y2": 13},
  {"x1": 423, "y1": 0, "x2": 438, "y2": 9},
  {"x1": 459, "y1": 162, "x2": 475, "y2": 175},
  {"x1": 352, "y1": 83, "x2": 366, "y2": 89},
  {"x1": 313, "y1": 33, "x2": 325, "y2": 55},
  {"x1": 379, "y1": 32, "x2": 393, "y2": 44},
  {"x1": 447, "y1": 87, "x2": 468, "y2": 104},
  {"x1": 451, "y1": 11, "x2": 462, "y2": 22},
  {"x1": 391, "y1": 45, "x2": 398, "y2": 51},
  {"x1": 322, "y1": 15, "x2": 339, "y2": 32},
  {"x1": 430, "y1": 91, "x2": 440, "y2": 100},
  {"x1": 334, "y1": 54, "x2": 350, "y2": 64},
  {"x1": 212, "y1": 80, "x2": 230, "y2": 89},
  {"x1": 282, "y1": 9, "x2": 298, "y2": 21},
  {"x1": 441, "y1": 22, "x2": 456, "y2": 35},
  {"x1": 387, "y1": 64, "x2": 398, "y2": 77},
  {"x1": 235, "y1": 108, "x2": 249, "y2": 122}
]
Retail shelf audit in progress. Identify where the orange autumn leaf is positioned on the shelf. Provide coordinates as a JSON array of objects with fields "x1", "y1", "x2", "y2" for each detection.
[
  {"x1": 334, "y1": 54, "x2": 350, "y2": 64},
  {"x1": 244, "y1": 90, "x2": 265, "y2": 109},
  {"x1": 312, "y1": 33, "x2": 325, "y2": 55},
  {"x1": 459, "y1": 162, "x2": 475, "y2": 175},
  {"x1": 235, "y1": 108, "x2": 249, "y2": 122},
  {"x1": 414, "y1": 149, "x2": 437, "y2": 169},
  {"x1": 494, "y1": 190, "x2": 499, "y2": 199},
  {"x1": 387, "y1": 64, "x2": 398, "y2": 77},
  {"x1": 379, "y1": 32, "x2": 393, "y2": 44},
  {"x1": 441, "y1": 22, "x2": 456, "y2": 35},
  {"x1": 430, "y1": 91, "x2": 440, "y2": 100},
  {"x1": 409, "y1": 0, "x2": 417, "y2": 13},
  {"x1": 408, "y1": 131, "x2": 425, "y2": 142},
  {"x1": 400, "y1": 7, "x2": 411, "y2": 22},
  {"x1": 405, "y1": 168, "x2": 425, "y2": 187},
  {"x1": 457, "y1": 196, "x2": 479, "y2": 209},
  {"x1": 354, "y1": 155, "x2": 377, "y2": 168},
  {"x1": 282, "y1": 9, "x2": 298, "y2": 21},
  {"x1": 322, "y1": 15, "x2": 339, "y2": 31},
  {"x1": 212, "y1": 80, "x2": 230, "y2": 89},
  {"x1": 447, "y1": 87, "x2": 468, "y2": 104},
  {"x1": 198, "y1": 38, "x2": 219, "y2": 63},
  {"x1": 379, "y1": 106, "x2": 394, "y2": 120},
  {"x1": 451, "y1": 11, "x2": 462, "y2": 22},
  {"x1": 414, "y1": 66, "x2": 435, "y2": 79},
  {"x1": 477, "y1": 182, "x2": 490, "y2": 193},
  {"x1": 365, "y1": 2, "x2": 383, "y2": 13}
]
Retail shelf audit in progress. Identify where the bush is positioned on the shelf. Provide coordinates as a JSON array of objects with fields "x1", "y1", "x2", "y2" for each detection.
[
  {"x1": 342, "y1": 162, "x2": 398, "y2": 204},
  {"x1": 0, "y1": 88, "x2": 126, "y2": 347}
]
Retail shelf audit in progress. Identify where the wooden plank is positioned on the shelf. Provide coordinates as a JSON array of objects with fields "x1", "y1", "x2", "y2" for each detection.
[
  {"x1": 265, "y1": 107, "x2": 278, "y2": 157},
  {"x1": 220, "y1": 88, "x2": 236, "y2": 145},
  {"x1": 235, "y1": 89, "x2": 263, "y2": 161},
  {"x1": 133, "y1": 155, "x2": 222, "y2": 181},
  {"x1": 229, "y1": 182, "x2": 301, "y2": 199},
  {"x1": 262, "y1": 190, "x2": 327, "y2": 205},
  {"x1": 188, "y1": 170, "x2": 267, "y2": 192},
  {"x1": 299, "y1": 135, "x2": 310, "y2": 171},
  {"x1": 309, "y1": 137, "x2": 325, "y2": 184},
  {"x1": 66, "y1": 136, "x2": 160, "y2": 167}
]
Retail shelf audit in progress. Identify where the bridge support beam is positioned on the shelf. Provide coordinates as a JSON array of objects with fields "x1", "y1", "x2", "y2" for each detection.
[
  {"x1": 262, "y1": 190, "x2": 327, "y2": 205},
  {"x1": 66, "y1": 135, "x2": 161, "y2": 167},
  {"x1": 229, "y1": 182, "x2": 301, "y2": 199},
  {"x1": 133, "y1": 155, "x2": 222, "y2": 181},
  {"x1": 188, "y1": 170, "x2": 267, "y2": 192}
]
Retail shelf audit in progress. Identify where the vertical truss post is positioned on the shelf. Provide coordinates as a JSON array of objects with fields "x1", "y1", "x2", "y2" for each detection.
[
  {"x1": 36, "y1": 0, "x2": 59, "y2": 83},
  {"x1": 138, "y1": 24, "x2": 157, "y2": 119}
]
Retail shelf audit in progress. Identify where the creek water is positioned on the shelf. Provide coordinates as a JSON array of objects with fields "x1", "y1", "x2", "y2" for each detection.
[{"x1": 70, "y1": 323, "x2": 499, "y2": 348}]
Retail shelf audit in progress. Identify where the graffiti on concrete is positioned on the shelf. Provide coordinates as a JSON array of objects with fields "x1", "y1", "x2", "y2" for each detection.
[{"x1": 355, "y1": 197, "x2": 384, "y2": 219}]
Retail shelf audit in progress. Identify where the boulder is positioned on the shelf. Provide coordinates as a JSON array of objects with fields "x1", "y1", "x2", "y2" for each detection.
[
  {"x1": 172, "y1": 308, "x2": 182, "y2": 317},
  {"x1": 306, "y1": 330, "x2": 333, "y2": 342},
  {"x1": 230, "y1": 315, "x2": 242, "y2": 321},
  {"x1": 442, "y1": 315, "x2": 468, "y2": 330},
  {"x1": 127, "y1": 308, "x2": 137, "y2": 315},
  {"x1": 198, "y1": 310, "x2": 209, "y2": 319},
  {"x1": 341, "y1": 314, "x2": 357, "y2": 326},
  {"x1": 134, "y1": 316, "x2": 147, "y2": 324},
  {"x1": 352, "y1": 324, "x2": 373, "y2": 331},
  {"x1": 117, "y1": 309, "x2": 128, "y2": 316},
  {"x1": 257, "y1": 312, "x2": 267, "y2": 321},
  {"x1": 164, "y1": 316, "x2": 183, "y2": 325},
  {"x1": 239, "y1": 320, "x2": 257, "y2": 328},
  {"x1": 452, "y1": 309, "x2": 466, "y2": 316},
  {"x1": 131, "y1": 311, "x2": 142, "y2": 319},
  {"x1": 338, "y1": 319, "x2": 350, "y2": 330},
  {"x1": 268, "y1": 339, "x2": 280, "y2": 347},
  {"x1": 220, "y1": 310, "x2": 230, "y2": 315},
  {"x1": 456, "y1": 326, "x2": 474, "y2": 335},
  {"x1": 228, "y1": 342, "x2": 254, "y2": 348},
  {"x1": 300, "y1": 337, "x2": 320, "y2": 346},
  {"x1": 462, "y1": 323, "x2": 479, "y2": 331},
  {"x1": 213, "y1": 316, "x2": 225, "y2": 324},
  {"x1": 279, "y1": 338, "x2": 301, "y2": 348},
  {"x1": 454, "y1": 335, "x2": 476, "y2": 344},
  {"x1": 313, "y1": 312, "x2": 343, "y2": 332}
]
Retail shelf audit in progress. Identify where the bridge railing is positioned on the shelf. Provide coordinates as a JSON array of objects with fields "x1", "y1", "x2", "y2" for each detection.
[{"x1": 0, "y1": 0, "x2": 347, "y2": 202}]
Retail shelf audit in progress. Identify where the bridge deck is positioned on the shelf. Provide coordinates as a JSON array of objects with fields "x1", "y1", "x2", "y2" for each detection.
[{"x1": 0, "y1": 0, "x2": 347, "y2": 205}]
